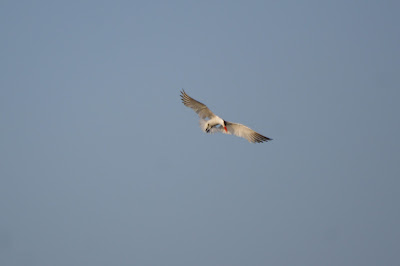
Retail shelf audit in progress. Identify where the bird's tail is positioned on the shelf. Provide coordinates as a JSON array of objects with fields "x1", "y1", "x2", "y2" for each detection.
[
  {"x1": 199, "y1": 119, "x2": 223, "y2": 134},
  {"x1": 199, "y1": 119, "x2": 208, "y2": 132}
]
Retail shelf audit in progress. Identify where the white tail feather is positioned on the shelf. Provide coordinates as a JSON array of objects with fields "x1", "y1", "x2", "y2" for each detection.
[
  {"x1": 199, "y1": 119, "x2": 208, "y2": 132},
  {"x1": 199, "y1": 118, "x2": 226, "y2": 134}
]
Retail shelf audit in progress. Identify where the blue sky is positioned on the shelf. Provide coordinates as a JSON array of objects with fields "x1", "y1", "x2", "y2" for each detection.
[{"x1": 1, "y1": 1, "x2": 399, "y2": 265}]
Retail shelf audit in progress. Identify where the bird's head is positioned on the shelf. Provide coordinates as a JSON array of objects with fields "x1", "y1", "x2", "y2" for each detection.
[{"x1": 223, "y1": 120, "x2": 227, "y2": 133}]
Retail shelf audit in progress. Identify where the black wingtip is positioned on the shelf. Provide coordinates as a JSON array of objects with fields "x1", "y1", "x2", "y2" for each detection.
[{"x1": 254, "y1": 135, "x2": 272, "y2": 143}]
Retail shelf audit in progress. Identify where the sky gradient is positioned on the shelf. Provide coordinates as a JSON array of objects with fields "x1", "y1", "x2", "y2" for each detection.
[{"x1": 1, "y1": 1, "x2": 399, "y2": 265}]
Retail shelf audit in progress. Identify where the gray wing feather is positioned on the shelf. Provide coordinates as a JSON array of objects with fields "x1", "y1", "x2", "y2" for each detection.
[
  {"x1": 225, "y1": 121, "x2": 272, "y2": 143},
  {"x1": 181, "y1": 90, "x2": 215, "y2": 119}
]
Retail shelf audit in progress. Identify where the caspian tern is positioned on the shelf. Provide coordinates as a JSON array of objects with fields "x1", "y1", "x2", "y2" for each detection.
[{"x1": 181, "y1": 90, "x2": 272, "y2": 143}]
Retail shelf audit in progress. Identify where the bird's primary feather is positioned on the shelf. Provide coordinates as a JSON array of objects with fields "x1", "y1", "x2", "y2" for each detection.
[{"x1": 180, "y1": 90, "x2": 215, "y2": 119}]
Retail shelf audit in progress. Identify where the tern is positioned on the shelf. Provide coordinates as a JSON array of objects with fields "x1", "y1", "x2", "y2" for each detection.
[{"x1": 181, "y1": 90, "x2": 272, "y2": 143}]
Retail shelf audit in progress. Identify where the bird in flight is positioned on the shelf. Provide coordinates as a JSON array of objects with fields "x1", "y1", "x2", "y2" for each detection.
[{"x1": 180, "y1": 90, "x2": 272, "y2": 143}]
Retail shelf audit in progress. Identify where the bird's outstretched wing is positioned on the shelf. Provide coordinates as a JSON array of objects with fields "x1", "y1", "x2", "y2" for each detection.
[
  {"x1": 180, "y1": 90, "x2": 215, "y2": 119},
  {"x1": 216, "y1": 121, "x2": 272, "y2": 143}
]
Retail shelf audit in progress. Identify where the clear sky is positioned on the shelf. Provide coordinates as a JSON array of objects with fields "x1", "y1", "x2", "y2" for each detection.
[{"x1": 1, "y1": 1, "x2": 399, "y2": 265}]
